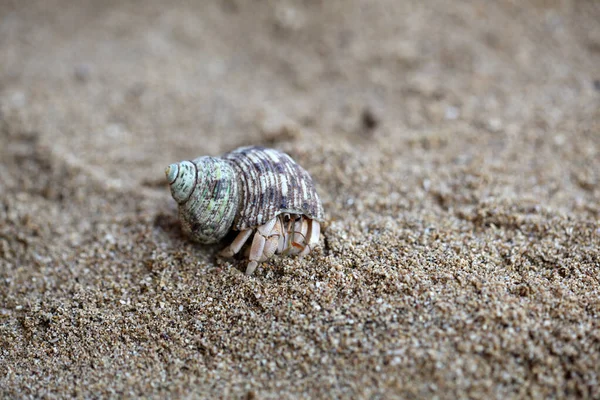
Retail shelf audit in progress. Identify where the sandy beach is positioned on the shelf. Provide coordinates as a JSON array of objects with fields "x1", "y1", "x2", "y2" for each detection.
[{"x1": 1, "y1": 0, "x2": 599, "y2": 398}]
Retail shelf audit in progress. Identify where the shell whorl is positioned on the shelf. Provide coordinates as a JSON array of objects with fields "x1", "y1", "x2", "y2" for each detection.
[
  {"x1": 222, "y1": 146, "x2": 325, "y2": 230},
  {"x1": 166, "y1": 161, "x2": 196, "y2": 203},
  {"x1": 166, "y1": 156, "x2": 239, "y2": 243}
]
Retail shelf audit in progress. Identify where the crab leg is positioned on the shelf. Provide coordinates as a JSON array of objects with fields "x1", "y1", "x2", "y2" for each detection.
[
  {"x1": 300, "y1": 219, "x2": 320, "y2": 256},
  {"x1": 290, "y1": 217, "x2": 309, "y2": 255},
  {"x1": 261, "y1": 218, "x2": 282, "y2": 261},
  {"x1": 277, "y1": 216, "x2": 289, "y2": 253},
  {"x1": 256, "y1": 216, "x2": 277, "y2": 236},
  {"x1": 219, "y1": 228, "x2": 253, "y2": 258},
  {"x1": 246, "y1": 233, "x2": 265, "y2": 275},
  {"x1": 246, "y1": 217, "x2": 279, "y2": 275}
]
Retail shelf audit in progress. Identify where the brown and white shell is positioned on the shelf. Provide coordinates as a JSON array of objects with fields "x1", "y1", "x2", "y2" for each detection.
[
  {"x1": 223, "y1": 146, "x2": 324, "y2": 230},
  {"x1": 165, "y1": 146, "x2": 324, "y2": 243}
]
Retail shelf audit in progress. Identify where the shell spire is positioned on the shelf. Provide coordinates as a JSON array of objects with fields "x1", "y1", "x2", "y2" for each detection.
[{"x1": 165, "y1": 156, "x2": 239, "y2": 243}]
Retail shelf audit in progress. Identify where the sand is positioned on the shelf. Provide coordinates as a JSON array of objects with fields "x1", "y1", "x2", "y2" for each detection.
[{"x1": 1, "y1": 0, "x2": 599, "y2": 398}]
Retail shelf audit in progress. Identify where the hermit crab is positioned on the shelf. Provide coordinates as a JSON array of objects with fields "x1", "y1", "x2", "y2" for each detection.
[{"x1": 165, "y1": 146, "x2": 324, "y2": 275}]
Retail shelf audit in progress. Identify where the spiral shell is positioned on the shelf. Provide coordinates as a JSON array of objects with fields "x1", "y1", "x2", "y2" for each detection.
[
  {"x1": 222, "y1": 146, "x2": 324, "y2": 230},
  {"x1": 165, "y1": 156, "x2": 240, "y2": 243},
  {"x1": 165, "y1": 146, "x2": 324, "y2": 244}
]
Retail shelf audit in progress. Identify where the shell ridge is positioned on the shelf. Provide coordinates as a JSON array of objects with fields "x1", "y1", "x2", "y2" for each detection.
[
  {"x1": 177, "y1": 156, "x2": 238, "y2": 242},
  {"x1": 223, "y1": 147, "x2": 324, "y2": 230}
]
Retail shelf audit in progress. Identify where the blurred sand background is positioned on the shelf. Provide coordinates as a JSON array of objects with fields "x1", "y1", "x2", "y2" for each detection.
[{"x1": 1, "y1": 0, "x2": 599, "y2": 398}]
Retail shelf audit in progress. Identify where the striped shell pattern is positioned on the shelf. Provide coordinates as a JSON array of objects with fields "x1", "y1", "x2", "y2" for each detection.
[
  {"x1": 165, "y1": 146, "x2": 324, "y2": 244},
  {"x1": 223, "y1": 146, "x2": 324, "y2": 230}
]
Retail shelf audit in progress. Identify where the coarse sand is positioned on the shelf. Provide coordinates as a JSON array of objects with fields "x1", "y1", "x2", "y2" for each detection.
[{"x1": 1, "y1": 0, "x2": 599, "y2": 398}]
